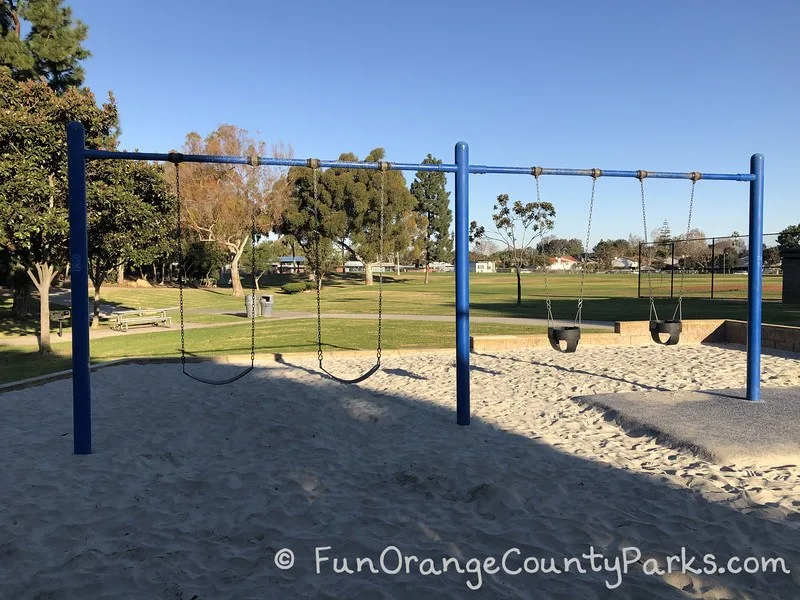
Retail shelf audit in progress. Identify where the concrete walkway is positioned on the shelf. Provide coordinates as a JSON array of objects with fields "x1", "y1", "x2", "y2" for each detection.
[
  {"x1": 575, "y1": 387, "x2": 800, "y2": 466},
  {"x1": 0, "y1": 310, "x2": 615, "y2": 348}
]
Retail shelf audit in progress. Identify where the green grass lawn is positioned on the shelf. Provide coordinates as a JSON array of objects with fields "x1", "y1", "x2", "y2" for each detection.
[
  {"x1": 2, "y1": 272, "x2": 796, "y2": 341},
  {"x1": 0, "y1": 345, "x2": 74, "y2": 383},
  {"x1": 1, "y1": 271, "x2": 796, "y2": 385},
  {"x1": 96, "y1": 285, "x2": 240, "y2": 311},
  {"x1": 0, "y1": 319, "x2": 552, "y2": 384},
  {"x1": 91, "y1": 272, "x2": 790, "y2": 319}
]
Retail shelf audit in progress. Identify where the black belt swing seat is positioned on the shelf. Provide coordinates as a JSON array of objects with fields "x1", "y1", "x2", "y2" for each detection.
[
  {"x1": 547, "y1": 325, "x2": 581, "y2": 353},
  {"x1": 649, "y1": 319, "x2": 682, "y2": 345},
  {"x1": 539, "y1": 167, "x2": 600, "y2": 354}
]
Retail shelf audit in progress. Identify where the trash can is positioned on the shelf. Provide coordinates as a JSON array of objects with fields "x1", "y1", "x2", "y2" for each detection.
[
  {"x1": 245, "y1": 294, "x2": 259, "y2": 318},
  {"x1": 259, "y1": 294, "x2": 274, "y2": 317}
]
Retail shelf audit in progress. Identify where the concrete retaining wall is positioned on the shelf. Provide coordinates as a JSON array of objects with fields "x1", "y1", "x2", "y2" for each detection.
[
  {"x1": 471, "y1": 319, "x2": 735, "y2": 353},
  {"x1": 725, "y1": 320, "x2": 800, "y2": 352}
]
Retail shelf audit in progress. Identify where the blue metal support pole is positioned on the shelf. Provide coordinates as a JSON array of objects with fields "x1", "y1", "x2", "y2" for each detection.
[
  {"x1": 67, "y1": 122, "x2": 92, "y2": 453},
  {"x1": 455, "y1": 142, "x2": 470, "y2": 426},
  {"x1": 746, "y1": 154, "x2": 765, "y2": 401}
]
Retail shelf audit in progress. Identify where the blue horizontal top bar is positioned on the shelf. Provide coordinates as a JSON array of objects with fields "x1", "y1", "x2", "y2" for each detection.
[
  {"x1": 468, "y1": 164, "x2": 756, "y2": 182},
  {"x1": 82, "y1": 149, "x2": 754, "y2": 181},
  {"x1": 83, "y1": 149, "x2": 458, "y2": 172}
]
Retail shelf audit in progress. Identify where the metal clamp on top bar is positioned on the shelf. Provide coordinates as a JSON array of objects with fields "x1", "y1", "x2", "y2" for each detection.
[
  {"x1": 590, "y1": 168, "x2": 602, "y2": 179},
  {"x1": 690, "y1": 171, "x2": 701, "y2": 181},
  {"x1": 168, "y1": 152, "x2": 184, "y2": 164},
  {"x1": 247, "y1": 155, "x2": 260, "y2": 167},
  {"x1": 531, "y1": 166, "x2": 543, "y2": 178},
  {"x1": 307, "y1": 158, "x2": 320, "y2": 169},
  {"x1": 636, "y1": 170, "x2": 648, "y2": 180},
  {"x1": 378, "y1": 161, "x2": 391, "y2": 172}
]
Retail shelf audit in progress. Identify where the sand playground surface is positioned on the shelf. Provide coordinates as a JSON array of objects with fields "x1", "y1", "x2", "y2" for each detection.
[{"x1": 2, "y1": 344, "x2": 800, "y2": 599}]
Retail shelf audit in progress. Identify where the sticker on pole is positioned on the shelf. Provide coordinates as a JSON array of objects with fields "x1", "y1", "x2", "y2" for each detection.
[{"x1": 71, "y1": 253, "x2": 82, "y2": 272}]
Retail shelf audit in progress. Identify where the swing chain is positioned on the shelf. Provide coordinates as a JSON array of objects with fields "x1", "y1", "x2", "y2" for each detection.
[
  {"x1": 638, "y1": 171, "x2": 658, "y2": 322},
  {"x1": 575, "y1": 170, "x2": 599, "y2": 326},
  {"x1": 173, "y1": 158, "x2": 187, "y2": 366},
  {"x1": 249, "y1": 162, "x2": 258, "y2": 365},
  {"x1": 673, "y1": 176, "x2": 698, "y2": 321},
  {"x1": 376, "y1": 166, "x2": 387, "y2": 364},
  {"x1": 534, "y1": 173, "x2": 554, "y2": 327},
  {"x1": 312, "y1": 166, "x2": 324, "y2": 367}
]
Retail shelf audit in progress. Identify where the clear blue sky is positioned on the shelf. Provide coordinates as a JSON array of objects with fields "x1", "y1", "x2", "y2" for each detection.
[{"x1": 71, "y1": 0, "x2": 799, "y2": 246}]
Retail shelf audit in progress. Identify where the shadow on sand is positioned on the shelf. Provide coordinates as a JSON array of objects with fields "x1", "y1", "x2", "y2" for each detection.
[{"x1": 2, "y1": 358, "x2": 798, "y2": 599}]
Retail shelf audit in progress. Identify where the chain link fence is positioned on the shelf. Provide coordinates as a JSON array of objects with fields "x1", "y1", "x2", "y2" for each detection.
[{"x1": 637, "y1": 233, "x2": 782, "y2": 300}]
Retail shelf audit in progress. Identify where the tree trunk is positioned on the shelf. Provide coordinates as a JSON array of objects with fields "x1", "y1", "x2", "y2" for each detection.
[
  {"x1": 229, "y1": 238, "x2": 248, "y2": 297},
  {"x1": 516, "y1": 265, "x2": 522, "y2": 306},
  {"x1": 151, "y1": 263, "x2": 157, "y2": 282},
  {"x1": 395, "y1": 252, "x2": 400, "y2": 275},
  {"x1": 424, "y1": 239, "x2": 430, "y2": 284},
  {"x1": 89, "y1": 264, "x2": 105, "y2": 329},
  {"x1": 116, "y1": 263, "x2": 125, "y2": 285},
  {"x1": 11, "y1": 269, "x2": 34, "y2": 319},
  {"x1": 92, "y1": 281, "x2": 102, "y2": 328},
  {"x1": 12, "y1": 286, "x2": 33, "y2": 319},
  {"x1": 28, "y1": 263, "x2": 58, "y2": 354},
  {"x1": 364, "y1": 262, "x2": 374, "y2": 285}
]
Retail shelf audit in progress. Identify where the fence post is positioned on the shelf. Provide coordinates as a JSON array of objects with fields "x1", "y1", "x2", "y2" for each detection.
[
  {"x1": 670, "y1": 242, "x2": 675, "y2": 299},
  {"x1": 710, "y1": 238, "x2": 716, "y2": 299}
]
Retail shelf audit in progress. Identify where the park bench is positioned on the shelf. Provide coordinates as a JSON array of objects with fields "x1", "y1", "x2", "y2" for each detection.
[{"x1": 109, "y1": 307, "x2": 174, "y2": 332}]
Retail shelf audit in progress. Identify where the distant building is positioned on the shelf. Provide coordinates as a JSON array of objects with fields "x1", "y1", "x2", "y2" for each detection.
[
  {"x1": 546, "y1": 256, "x2": 578, "y2": 271},
  {"x1": 278, "y1": 256, "x2": 306, "y2": 274},
  {"x1": 343, "y1": 261, "x2": 394, "y2": 274},
  {"x1": 429, "y1": 261, "x2": 454, "y2": 272},
  {"x1": 611, "y1": 257, "x2": 638, "y2": 270},
  {"x1": 657, "y1": 257, "x2": 679, "y2": 270},
  {"x1": 735, "y1": 256, "x2": 749, "y2": 272},
  {"x1": 469, "y1": 261, "x2": 495, "y2": 273}
]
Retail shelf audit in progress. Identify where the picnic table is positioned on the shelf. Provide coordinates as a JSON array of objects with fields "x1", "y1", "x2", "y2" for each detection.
[{"x1": 109, "y1": 307, "x2": 175, "y2": 332}]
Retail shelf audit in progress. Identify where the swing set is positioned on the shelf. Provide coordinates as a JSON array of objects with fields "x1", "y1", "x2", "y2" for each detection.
[{"x1": 66, "y1": 121, "x2": 765, "y2": 455}]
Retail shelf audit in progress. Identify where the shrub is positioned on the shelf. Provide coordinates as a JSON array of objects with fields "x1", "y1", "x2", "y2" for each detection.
[
  {"x1": 778, "y1": 224, "x2": 800, "y2": 253},
  {"x1": 281, "y1": 281, "x2": 313, "y2": 294}
]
